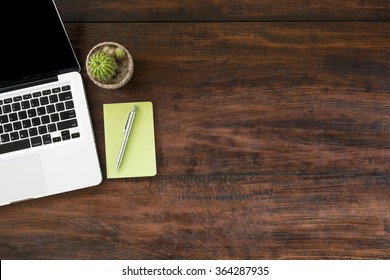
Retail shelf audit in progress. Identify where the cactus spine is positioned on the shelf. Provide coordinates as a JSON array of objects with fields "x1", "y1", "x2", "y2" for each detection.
[{"x1": 88, "y1": 51, "x2": 118, "y2": 83}]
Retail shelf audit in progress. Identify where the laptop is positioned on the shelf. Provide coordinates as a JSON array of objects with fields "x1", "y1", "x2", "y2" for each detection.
[{"x1": 0, "y1": 0, "x2": 102, "y2": 206}]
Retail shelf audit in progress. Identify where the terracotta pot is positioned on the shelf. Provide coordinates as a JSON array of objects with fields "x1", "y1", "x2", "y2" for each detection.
[{"x1": 86, "y1": 42, "x2": 134, "y2": 89}]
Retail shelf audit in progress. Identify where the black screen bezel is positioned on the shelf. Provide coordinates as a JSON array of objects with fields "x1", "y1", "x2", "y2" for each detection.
[{"x1": 0, "y1": 0, "x2": 80, "y2": 90}]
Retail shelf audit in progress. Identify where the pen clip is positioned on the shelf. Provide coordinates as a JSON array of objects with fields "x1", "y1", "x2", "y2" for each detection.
[{"x1": 124, "y1": 105, "x2": 136, "y2": 133}]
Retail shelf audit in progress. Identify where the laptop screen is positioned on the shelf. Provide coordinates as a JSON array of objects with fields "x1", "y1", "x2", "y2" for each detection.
[{"x1": 0, "y1": 0, "x2": 80, "y2": 90}]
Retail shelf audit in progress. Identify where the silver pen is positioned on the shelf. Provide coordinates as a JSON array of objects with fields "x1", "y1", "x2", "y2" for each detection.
[{"x1": 116, "y1": 105, "x2": 136, "y2": 171}]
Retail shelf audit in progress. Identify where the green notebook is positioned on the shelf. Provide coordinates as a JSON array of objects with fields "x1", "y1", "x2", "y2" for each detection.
[{"x1": 103, "y1": 101, "x2": 157, "y2": 179}]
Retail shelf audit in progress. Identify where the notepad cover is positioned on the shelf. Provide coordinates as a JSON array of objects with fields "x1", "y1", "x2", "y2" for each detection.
[{"x1": 103, "y1": 101, "x2": 157, "y2": 179}]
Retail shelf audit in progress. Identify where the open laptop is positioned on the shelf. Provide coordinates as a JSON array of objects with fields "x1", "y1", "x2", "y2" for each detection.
[{"x1": 0, "y1": 0, "x2": 102, "y2": 206}]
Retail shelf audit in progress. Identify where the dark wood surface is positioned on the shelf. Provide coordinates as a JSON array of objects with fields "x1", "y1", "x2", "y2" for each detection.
[{"x1": 1, "y1": 1, "x2": 390, "y2": 259}]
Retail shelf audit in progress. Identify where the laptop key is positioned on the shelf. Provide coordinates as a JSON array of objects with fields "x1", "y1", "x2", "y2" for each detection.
[
  {"x1": 57, "y1": 119, "x2": 78, "y2": 130},
  {"x1": 13, "y1": 121, "x2": 22, "y2": 131},
  {"x1": 12, "y1": 103, "x2": 21, "y2": 111},
  {"x1": 3, "y1": 123, "x2": 12, "y2": 133},
  {"x1": 55, "y1": 102, "x2": 65, "y2": 112},
  {"x1": 46, "y1": 104, "x2": 55, "y2": 114},
  {"x1": 21, "y1": 101, "x2": 30, "y2": 109},
  {"x1": 30, "y1": 136, "x2": 42, "y2": 147},
  {"x1": 60, "y1": 110, "x2": 76, "y2": 120},
  {"x1": 49, "y1": 95, "x2": 59, "y2": 103},
  {"x1": 0, "y1": 139, "x2": 31, "y2": 154},
  {"x1": 31, "y1": 117, "x2": 41, "y2": 127},
  {"x1": 38, "y1": 125, "x2": 48, "y2": 135},
  {"x1": 40, "y1": 96, "x2": 49, "y2": 105},
  {"x1": 19, "y1": 130, "x2": 28, "y2": 139},
  {"x1": 42, "y1": 134, "x2": 52, "y2": 144},
  {"x1": 65, "y1": 101, "x2": 74, "y2": 109},
  {"x1": 31, "y1": 98, "x2": 40, "y2": 107},
  {"x1": 22, "y1": 119, "x2": 32, "y2": 128},
  {"x1": 9, "y1": 113, "x2": 18, "y2": 122},
  {"x1": 71, "y1": 132, "x2": 80, "y2": 139},
  {"x1": 18, "y1": 111, "x2": 28, "y2": 120},
  {"x1": 50, "y1": 113, "x2": 60, "y2": 123},
  {"x1": 29, "y1": 127, "x2": 38, "y2": 136},
  {"x1": 27, "y1": 108, "x2": 37, "y2": 118},
  {"x1": 0, "y1": 115, "x2": 8, "y2": 124},
  {"x1": 0, "y1": 134, "x2": 10, "y2": 143},
  {"x1": 37, "y1": 107, "x2": 46, "y2": 116},
  {"x1": 59, "y1": 91, "x2": 72, "y2": 101},
  {"x1": 3, "y1": 104, "x2": 11, "y2": 113},
  {"x1": 41, "y1": 115, "x2": 50, "y2": 124},
  {"x1": 61, "y1": 130, "x2": 71, "y2": 141},
  {"x1": 10, "y1": 132, "x2": 19, "y2": 141},
  {"x1": 47, "y1": 124, "x2": 57, "y2": 133}
]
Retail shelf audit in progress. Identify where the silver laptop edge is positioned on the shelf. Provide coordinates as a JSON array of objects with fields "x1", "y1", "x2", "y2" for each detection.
[{"x1": 0, "y1": 1, "x2": 102, "y2": 206}]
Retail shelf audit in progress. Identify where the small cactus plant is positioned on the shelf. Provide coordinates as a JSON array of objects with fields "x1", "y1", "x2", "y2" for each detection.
[
  {"x1": 86, "y1": 42, "x2": 134, "y2": 89},
  {"x1": 114, "y1": 48, "x2": 126, "y2": 60},
  {"x1": 88, "y1": 51, "x2": 118, "y2": 83}
]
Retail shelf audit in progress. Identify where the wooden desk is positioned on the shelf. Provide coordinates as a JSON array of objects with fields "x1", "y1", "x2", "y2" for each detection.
[{"x1": 1, "y1": 0, "x2": 389, "y2": 259}]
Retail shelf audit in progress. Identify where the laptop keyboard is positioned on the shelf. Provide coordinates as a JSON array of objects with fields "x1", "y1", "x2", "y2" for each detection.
[{"x1": 0, "y1": 84, "x2": 80, "y2": 155}]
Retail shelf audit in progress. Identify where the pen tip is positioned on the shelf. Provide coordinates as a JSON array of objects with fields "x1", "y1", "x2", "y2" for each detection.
[{"x1": 132, "y1": 105, "x2": 137, "y2": 112}]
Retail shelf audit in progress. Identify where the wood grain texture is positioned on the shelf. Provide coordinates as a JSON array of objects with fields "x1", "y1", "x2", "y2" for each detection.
[
  {"x1": 0, "y1": 3, "x2": 390, "y2": 259},
  {"x1": 55, "y1": 0, "x2": 390, "y2": 22},
  {"x1": 0, "y1": 175, "x2": 389, "y2": 259},
  {"x1": 69, "y1": 22, "x2": 390, "y2": 178}
]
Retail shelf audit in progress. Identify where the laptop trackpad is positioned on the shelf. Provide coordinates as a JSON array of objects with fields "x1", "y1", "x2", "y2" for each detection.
[{"x1": 0, "y1": 155, "x2": 47, "y2": 204}]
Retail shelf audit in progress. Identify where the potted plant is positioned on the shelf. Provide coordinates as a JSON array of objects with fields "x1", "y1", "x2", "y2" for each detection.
[{"x1": 86, "y1": 42, "x2": 134, "y2": 89}]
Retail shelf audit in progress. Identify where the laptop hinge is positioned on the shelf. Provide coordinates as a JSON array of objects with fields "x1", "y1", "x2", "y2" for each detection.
[{"x1": 0, "y1": 76, "x2": 59, "y2": 94}]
